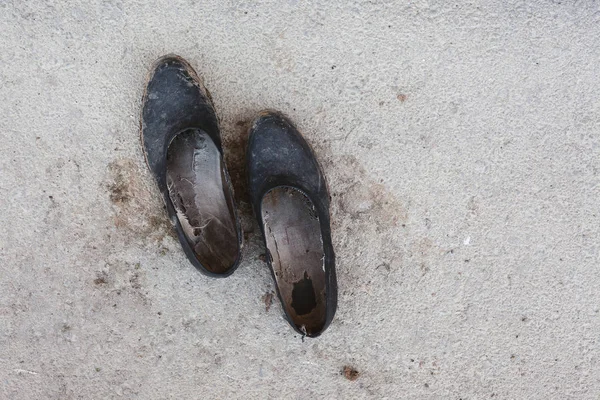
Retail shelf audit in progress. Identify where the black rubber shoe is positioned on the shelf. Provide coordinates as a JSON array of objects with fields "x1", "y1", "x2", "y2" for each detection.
[
  {"x1": 247, "y1": 111, "x2": 337, "y2": 337},
  {"x1": 141, "y1": 55, "x2": 242, "y2": 277}
]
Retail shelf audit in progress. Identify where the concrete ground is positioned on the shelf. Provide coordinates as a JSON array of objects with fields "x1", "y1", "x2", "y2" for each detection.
[{"x1": 1, "y1": 1, "x2": 599, "y2": 398}]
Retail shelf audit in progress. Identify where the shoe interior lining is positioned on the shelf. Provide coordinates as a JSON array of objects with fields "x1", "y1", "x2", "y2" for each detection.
[
  {"x1": 261, "y1": 187, "x2": 326, "y2": 336},
  {"x1": 166, "y1": 129, "x2": 239, "y2": 274}
]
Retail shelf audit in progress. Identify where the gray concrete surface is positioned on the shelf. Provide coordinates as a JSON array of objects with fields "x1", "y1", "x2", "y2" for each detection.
[{"x1": 1, "y1": 1, "x2": 600, "y2": 398}]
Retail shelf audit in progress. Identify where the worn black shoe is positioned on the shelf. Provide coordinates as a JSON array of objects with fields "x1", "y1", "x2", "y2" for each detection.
[
  {"x1": 140, "y1": 55, "x2": 242, "y2": 277},
  {"x1": 247, "y1": 111, "x2": 337, "y2": 337}
]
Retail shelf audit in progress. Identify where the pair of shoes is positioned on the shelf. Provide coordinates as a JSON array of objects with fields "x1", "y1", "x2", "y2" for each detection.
[{"x1": 140, "y1": 55, "x2": 337, "y2": 337}]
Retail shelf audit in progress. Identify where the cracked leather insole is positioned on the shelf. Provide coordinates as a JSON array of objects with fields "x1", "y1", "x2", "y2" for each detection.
[
  {"x1": 261, "y1": 187, "x2": 326, "y2": 335},
  {"x1": 166, "y1": 129, "x2": 238, "y2": 274}
]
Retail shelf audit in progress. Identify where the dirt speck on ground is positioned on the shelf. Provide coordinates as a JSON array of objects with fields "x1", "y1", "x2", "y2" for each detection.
[
  {"x1": 107, "y1": 159, "x2": 135, "y2": 204},
  {"x1": 94, "y1": 272, "x2": 108, "y2": 285},
  {"x1": 342, "y1": 365, "x2": 359, "y2": 381},
  {"x1": 262, "y1": 291, "x2": 274, "y2": 312},
  {"x1": 108, "y1": 180, "x2": 130, "y2": 204},
  {"x1": 129, "y1": 272, "x2": 142, "y2": 290},
  {"x1": 397, "y1": 93, "x2": 407, "y2": 102},
  {"x1": 147, "y1": 215, "x2": 176, "y2": 240}
]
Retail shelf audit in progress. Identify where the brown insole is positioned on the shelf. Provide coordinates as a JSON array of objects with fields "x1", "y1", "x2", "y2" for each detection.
[
  {"x1": 261, "y1": 187, "x2": 326, "y2": 335},
  {"x1": 166, "y1": 129, "x2": 239, "y2": 273}
]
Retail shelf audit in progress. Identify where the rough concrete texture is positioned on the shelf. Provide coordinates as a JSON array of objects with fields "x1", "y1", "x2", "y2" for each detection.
[{"x1": 1, "y1": 1, "x2": 599, "y2": 398}]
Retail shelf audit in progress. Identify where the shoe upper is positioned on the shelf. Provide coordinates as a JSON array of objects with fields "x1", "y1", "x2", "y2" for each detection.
[{"x1": 141, "y1": 55, "x2": 221, "y2": 188}]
